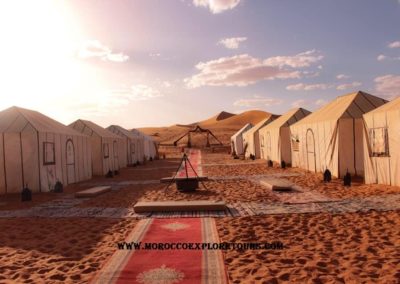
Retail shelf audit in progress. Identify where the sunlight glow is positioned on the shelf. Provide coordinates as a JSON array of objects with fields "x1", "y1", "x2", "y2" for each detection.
[{"x1": 0, "y1": 0, "x2": 88, "y2": 116}]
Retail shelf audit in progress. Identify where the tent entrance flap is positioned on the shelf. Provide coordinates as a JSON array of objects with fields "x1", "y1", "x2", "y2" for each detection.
[{"x1": 306, "y1": 129, "x2": 316, "y2": 172}]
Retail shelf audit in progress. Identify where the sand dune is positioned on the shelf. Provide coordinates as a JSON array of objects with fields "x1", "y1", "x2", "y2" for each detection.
[{"x1": 140, "y1": 110, "x2": 272, "y2": 145}]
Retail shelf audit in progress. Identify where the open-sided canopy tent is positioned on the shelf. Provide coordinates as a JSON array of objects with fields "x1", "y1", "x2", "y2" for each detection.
[
  {"x1": 363, "y1": 97, "x2": 400, "y2": 186},
  {"x1": 107, "y1": 125, "x2": 141, "y2": 166},
  {"x1": 230, "y1": 123, "x2": 253, "y2": 155},
  {"x1": 290, "y1": 91, "x2": 387, "y2": 178},
  {"x1": 0, "y1": 107, "x2": 92, "y2": 194},
  {"x1": 243, "y1": 114, "x2": 279, "y2": 158},
  {"x1": 69, "y1": 120, "x2": 126, "y2": 176},
  {"x1": 259, "y1": 108, "x2": 311, "y2": 165}
]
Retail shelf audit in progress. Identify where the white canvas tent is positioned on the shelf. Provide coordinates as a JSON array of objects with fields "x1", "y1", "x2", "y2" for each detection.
[
  {"x1": 130, "y1": 129, "x2": 145, "y2": 163},
  {"x1": 107, "y1": 125, "x2": 142, "y2": 166},
  {"x1": 290, "y1": 91, "x2": 387, "y2": 178},
  {"x1": 69, "y1": 120, "x2": 127, "y2": 176},
  {"x1": 243, "y1": 114, "x2": 279, "y2": 159},
  {"x1": 143, "y1": 134, "x2": 157, "y2": 160},
  {"x1": 0, "y1": 106, "x2": 92, "y2": 194},
  {"x1": 363, "y1": 97, "x2": 400, "y2": 185},
  {"x1": 259, "y1": 108, "x2": 311, "y2": 165},
  {"x1": 231, "y1": 123, "x2": 253, "y2": 155}
]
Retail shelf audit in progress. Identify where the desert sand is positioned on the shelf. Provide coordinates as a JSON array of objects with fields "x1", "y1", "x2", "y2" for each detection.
[
  {"x1": 216, "y1": 211, "x2": 400, "y2": 283},
  {"x1": 1, "y1": 148, "x2": 400, "y2": 283}
]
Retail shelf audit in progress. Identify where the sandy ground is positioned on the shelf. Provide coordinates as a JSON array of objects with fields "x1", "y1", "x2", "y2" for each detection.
[
  {"x1": 1, "y1": 151, "x2": 400, "y2": 283},
  {"x1": 216, "y1": 211, "x2": 400, "y2": 283},
  {"x1": 0, "y1": 218, "x2": 138, "y2": 283}
]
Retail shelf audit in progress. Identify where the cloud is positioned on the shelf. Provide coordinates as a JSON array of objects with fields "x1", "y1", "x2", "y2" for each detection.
[
  {"x1": 219, "y1": 37, "x2": 247, "y2": 49},
  {"x1": 233, "y1": 96, "x2": 283, "y2": 108},
  {"x1": 291, "y1": 99, "x2": 306, "y2": 108},
  {"x1": 184, "y1": 50, "x2": 323, "y2": 88},
  {"x1": 336, "y1": 81, "x2": 362, "y2": 91},
  {"x1": 149, "y1": 53, "x2": 161, "y2": 58},
  {"x1": 290, "y1": 98, "x2": 327, "y2": 108},
  {"x1": 388, "y1": 41, "x2": 400, "y2": 48},
  {"x1": 286, "y1": 83, "x2": 330, "y2": 91},
  {"x1": 77, "y1": 40, "x2": 129, "y2": 62},
  {"x1": 128, "y1": 84, "x2": 163, "y2": 100},
  {"x1": 377, "y1": 54, "x2": 400, "y2": 61},
  {"x1": 336, "y1": 74, "x2": 350, "y2": 80},
  {"x1": 377, "y1": 54, "x2": 387, "y2": 61},
  {"x1": 162, "y1": 81, "x2": 172, "y2": 88},
  {"x1": 315, "y1": 99, "x2": 327, "y2": 106},
  {"x1": 193, "y1": 0, "x2": 240, "y2": 14},
  {"x1": 264, "y1": 49, "x2": 323, "y2": 68},
  {"x1": 374, "y1": 74, "x2": 400, "y2": 99}
]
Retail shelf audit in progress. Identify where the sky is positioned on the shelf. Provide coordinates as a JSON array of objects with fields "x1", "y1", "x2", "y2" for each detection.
[{"x1": 0, "y1": 0, "x2": 399, "y2": 128}]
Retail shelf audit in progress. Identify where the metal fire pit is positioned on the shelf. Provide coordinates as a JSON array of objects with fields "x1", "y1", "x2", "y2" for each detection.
[{"x1": 176, "y1": 178, "x2": 199, "y2": 192}]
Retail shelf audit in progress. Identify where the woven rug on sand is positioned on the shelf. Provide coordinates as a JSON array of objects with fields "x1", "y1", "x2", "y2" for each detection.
[
  {"x1": 94, "y1": 218, "x2": 227, "y2": 284},
  {"x1": 176, "y1": 149, "x2": 203, "y2": 178}
]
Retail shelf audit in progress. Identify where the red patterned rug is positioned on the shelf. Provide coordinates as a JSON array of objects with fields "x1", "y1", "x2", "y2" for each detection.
[
  {"x1": 176, "y1": 149, "x2": 203, "y2": 178},
  {"x1": 94, "y1": 218, "x2": 227, "y2": 284}
]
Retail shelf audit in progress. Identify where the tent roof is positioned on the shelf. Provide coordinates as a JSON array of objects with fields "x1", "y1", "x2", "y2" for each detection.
[
  {"x1": 245, "y1": 114, "x2": 279, "y2": 136},
  {"x1": 131, "y1": 129, "x2": 144, "y2": 137},
  {"x1": 293, "y1": 91, "x2": 387, "y2": 126},
  {"x1": 232, "y1": 123, "x2": 253, "y2": 139},
  {"x1": 261, "y1": 108, "x2": 311, "y2": 131},
  {"x1": 364, "y1": 96, "x2": 400, "y2": 115},
  {"x1": 131, "y1": 129, "x2": 155, "y2": 141},
  {"x1": 71, "y1": 119, "x2": 121, "y2": 139},
  {"x1": 0, "y1": 106, "x2": 84, "y2": 136},
  {"x1": 107, "y1": 125, "x2": 139, "y2": 139}
]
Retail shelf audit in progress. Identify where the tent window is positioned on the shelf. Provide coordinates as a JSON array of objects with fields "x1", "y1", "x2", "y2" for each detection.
[
  {"x1": 291, "y1": 135, "x2": 300, "y2": 152},
  {"x1": 43, "y1": 142, "x2": 55, "y2": 165},
  {"x1": 370, "y1": 127, "x2": 389, "y2": 157},
  {"x1": 103, "y1": 143, "x2": 109, "y2": 158},
  {"x1": 131, "y1": 143, "x2": 136, "y2": 154}
]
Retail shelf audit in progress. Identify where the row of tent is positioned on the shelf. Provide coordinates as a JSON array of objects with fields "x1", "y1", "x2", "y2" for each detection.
[
  {"x1": 231, "y1": 91, "x2": 400, "y2": 186},
  {"x1": 0, "y1": 106, "x2": 157, "y2": 194}
]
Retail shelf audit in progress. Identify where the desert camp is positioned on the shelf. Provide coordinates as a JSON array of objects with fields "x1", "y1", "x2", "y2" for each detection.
[{"x1": 1, "y1": 1, "x2": 400, "y2": 283}]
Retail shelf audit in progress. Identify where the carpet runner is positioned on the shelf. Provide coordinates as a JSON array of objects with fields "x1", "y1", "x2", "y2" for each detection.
[
  {"x1": 176, "y1": 149, "x2": 203, "y2": 178},
  {"x1": 94, "y1": 218, "x2": 227, "y2": 283}
]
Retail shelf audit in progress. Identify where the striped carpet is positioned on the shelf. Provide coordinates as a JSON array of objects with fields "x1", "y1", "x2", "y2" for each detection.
[{"x1": 94, "y1": 218, "x2": 227, "y2": 283}]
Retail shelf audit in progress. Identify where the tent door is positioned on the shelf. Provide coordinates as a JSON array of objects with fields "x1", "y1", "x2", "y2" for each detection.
[
  {"x1": 113, "y1": 141, "x2": 119, "y2": 170},
  {"x1": 66, "y1": 139, "x2": 75, "y2": 184},
  {"x1": 306, "y1": 129, "x2": 316, "y2": 172}
]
